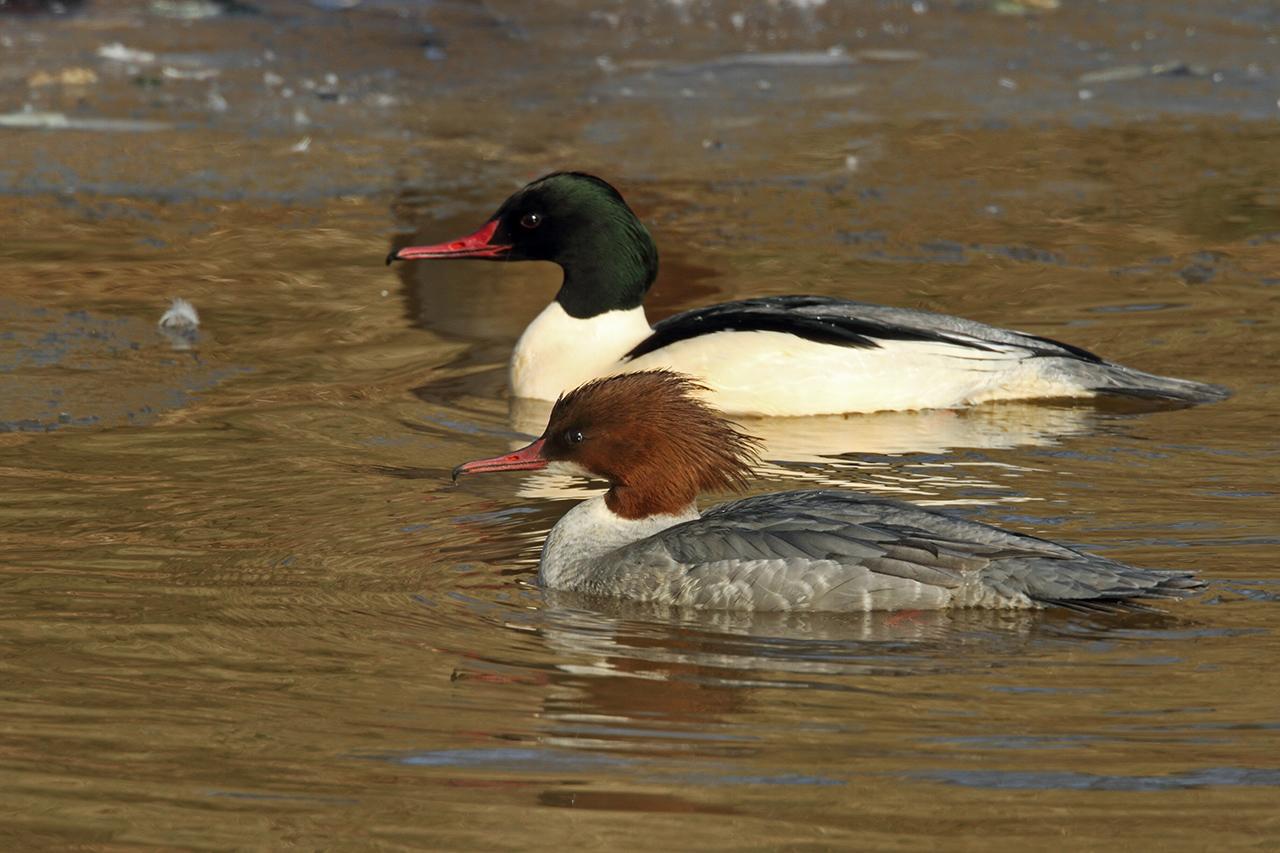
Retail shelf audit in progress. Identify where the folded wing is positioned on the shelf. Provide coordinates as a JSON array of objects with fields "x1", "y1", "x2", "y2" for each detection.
[{"x1": 590, "y1": 490, "x2": 1203, "y2": 612}]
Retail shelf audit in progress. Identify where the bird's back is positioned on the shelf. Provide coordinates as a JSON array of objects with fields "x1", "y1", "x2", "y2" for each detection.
[{"x1": 570, "y1": 490, "x2": 1202, "y2": 612}]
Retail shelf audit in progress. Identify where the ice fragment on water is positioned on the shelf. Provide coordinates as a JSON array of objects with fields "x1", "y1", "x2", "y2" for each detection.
[
  {"x1": 97, "y1": 43, "x2": 157, "y2": 64},
  {"x1": 159, "y1": 298, "x2": 200, "y2": 330},
  {"x1": 0, "y1": 109, "x2": 170, "y2": 131},
  {"x1": 163, "y1": 66, "x2": 220, "y2": 81},
  {"x1": 149, "y1": 0, "x2": 224, "y2": 19},
  {"x1": 158, "y1": 298, "x2": 200, "y2": 350}
]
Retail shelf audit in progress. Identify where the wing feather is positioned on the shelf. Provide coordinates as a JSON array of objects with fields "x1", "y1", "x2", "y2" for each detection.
[
  {"x1": 582, "y1": 490, "x2": 1202, "y2": 612},
  {"x1": 624, "y1": 296, "x2": 1104, "y2": 364}
]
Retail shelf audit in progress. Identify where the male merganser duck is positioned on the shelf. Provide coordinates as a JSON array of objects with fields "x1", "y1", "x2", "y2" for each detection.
[
  {"x1": 390, "y1": 172, "x2": 1228, "y2": 417},
  {"x1": 451, "y1": 371, "x2": 1204, "y2": 611}
]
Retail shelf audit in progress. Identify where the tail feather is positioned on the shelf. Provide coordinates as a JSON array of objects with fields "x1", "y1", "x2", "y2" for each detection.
[
  {"x1": 1088, "y1": 363, "x2": 1230, "y2": 405},
  {"x1": 988, "y1": 558, "x2": 1206, "y2": 612}
]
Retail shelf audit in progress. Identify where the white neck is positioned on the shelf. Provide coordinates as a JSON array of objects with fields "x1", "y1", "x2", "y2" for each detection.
[
  {"x1": 538, "y1": 494, "x2": 699, "y2": 590},
  {"x1": 509, "y1": 302, "x2": 652, "y2": 401}
]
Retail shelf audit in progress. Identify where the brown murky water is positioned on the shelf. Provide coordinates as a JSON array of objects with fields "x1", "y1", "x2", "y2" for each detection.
[{"x1": 2, "y1": 1, "x2": 1279, "y2": 848}]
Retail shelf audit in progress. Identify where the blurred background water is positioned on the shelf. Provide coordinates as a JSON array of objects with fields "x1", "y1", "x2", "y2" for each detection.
[{"x1": 1, "y1": 0, "x2": 1278, "y2": 848}]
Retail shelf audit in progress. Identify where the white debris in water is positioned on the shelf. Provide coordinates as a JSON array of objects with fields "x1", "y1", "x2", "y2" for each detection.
[
  {"x1": 0, "y1": 109, "x2": 170, "y2": 132},
  {"x1": 1077, "y1": 65, "x2": 1147, "y2": 84},
  {"x1": 855, "y1": 49, "x2": 924, "y2": 63},
  {"x1": 150, "y1": 0, "x2": 224, "y2": 19},
  {"x1": 844, "y1": 155, "x2": 859, "y2": 171},
  {"x1": 97, "y1": 43, "x2": 157, "y2": 64},
  {"x1": 263, "y1": 71, "x2": 284, "y2": 87},
  {"x1": 159, "y1": 298, "x2": 200, "y2": 330},
  {"x1": 206, "y1": 89, "x2": 229, "y2": 112},
  {"x1": 291, "y1": 136, "x2": 311, "y2": 153},
  {"x1": 694, "y1": 50, "x2": 853, "y2": 69},
  {"x1": 163, "y1": 66, "x2": 220, "y2": 81},
  {"x1": 293, "y1": 108, "x2": 311, "y2": 126},
  {"x1": 998, "y1": 77, "x2": 1018, "y2": 90},
  {"x1": 1078, "y1": 88, "x2": 1095, "y2": 101},
  {"x1": 995, "y1": 0, "x2": 1059, "y2": 12},
  {"x1": 158, "y1": 299, "x2": 200, "y2": 350}
]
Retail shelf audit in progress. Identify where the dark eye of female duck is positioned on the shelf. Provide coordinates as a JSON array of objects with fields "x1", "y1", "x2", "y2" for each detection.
[
  {"x1": 520, "y1": 212, "x2": 542, "y2": 229},
  {"x1": 564, "y1": 428, "x2": 584, "y2": 445}
]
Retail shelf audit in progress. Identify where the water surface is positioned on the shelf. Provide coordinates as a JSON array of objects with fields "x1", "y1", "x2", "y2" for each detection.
[{"x1": 2, "y1": 1, "x2": 1278, "y2": 848}]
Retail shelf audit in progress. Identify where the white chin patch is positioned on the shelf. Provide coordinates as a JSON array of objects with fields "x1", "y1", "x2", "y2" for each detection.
[{"x1": 546, "y1": 460, "x2": 597, "y2": 480}]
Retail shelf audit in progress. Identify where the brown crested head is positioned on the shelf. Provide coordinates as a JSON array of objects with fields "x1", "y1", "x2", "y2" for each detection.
[{"x1": 540, "y1": 371, "x2": 761, "y2": 519}]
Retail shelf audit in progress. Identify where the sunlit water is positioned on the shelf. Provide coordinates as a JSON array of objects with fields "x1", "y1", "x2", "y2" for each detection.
[{"x1": 2, "y1": 1, "x2": 1279, "y2": 847}]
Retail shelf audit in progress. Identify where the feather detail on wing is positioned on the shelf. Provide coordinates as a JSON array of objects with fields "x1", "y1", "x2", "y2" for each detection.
[{"x1": 588, "y1": 490, "x2": 1202, "y2": 612}]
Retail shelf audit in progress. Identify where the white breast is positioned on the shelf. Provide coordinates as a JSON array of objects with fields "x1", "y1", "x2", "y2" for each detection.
[
  {"x1": 539, "y1": 495, "x2": 698, "y2": 590},
  {"x1": 509, "y1": 303, "x2": 651, "y2": 402}
]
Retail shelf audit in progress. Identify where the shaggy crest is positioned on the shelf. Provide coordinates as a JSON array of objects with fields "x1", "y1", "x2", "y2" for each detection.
[{"x1": 542, "y1": 371, "x2": 761, "y2": 518}]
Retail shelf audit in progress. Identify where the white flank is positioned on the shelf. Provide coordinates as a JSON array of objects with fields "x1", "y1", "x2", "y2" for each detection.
[
  {"x1": 622, "y1": 331, "x2": 1085, "y2": 416},
  {"x1": 508, "y1": 307, "x2": 1095, "y2": 416}
]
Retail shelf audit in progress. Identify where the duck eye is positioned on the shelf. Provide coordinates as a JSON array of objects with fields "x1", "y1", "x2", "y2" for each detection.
[
  {"x1": 564, "y1": 429, "x2": 584, "y2": 445},
  {"x1": 520, "y1": 212, "x2": 542, "y2": 229}
]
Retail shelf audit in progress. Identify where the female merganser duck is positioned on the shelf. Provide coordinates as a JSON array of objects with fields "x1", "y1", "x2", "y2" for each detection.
[
  {"x1": 451, "y1": 371, "x2": 1204, "y2": 612},
  {"x1": 390, "y1": 172, "x2": 1227, "y2": 417}
]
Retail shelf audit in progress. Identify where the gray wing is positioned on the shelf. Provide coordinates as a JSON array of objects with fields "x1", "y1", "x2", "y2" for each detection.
[{"x1": 589, "y1": 491, "x2": 1202, "y2": 612}]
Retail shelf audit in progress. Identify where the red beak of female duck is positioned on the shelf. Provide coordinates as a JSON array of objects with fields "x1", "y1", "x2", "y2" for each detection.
[
  {"x1": 451, "y1": 438, "x2": 548, "y2": 482},
  {"x1": 387, "y1": 219, "x2": 512, "y2": 264}
]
